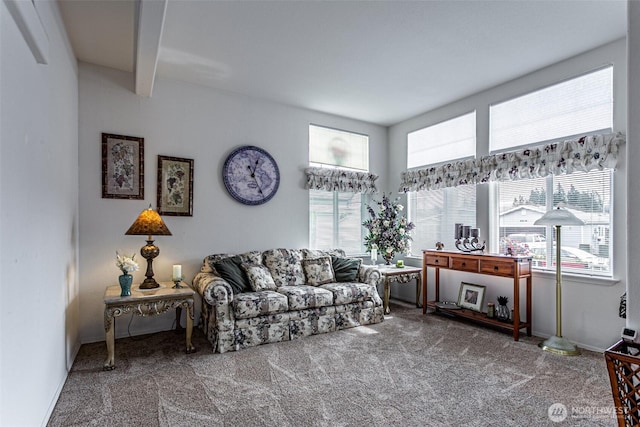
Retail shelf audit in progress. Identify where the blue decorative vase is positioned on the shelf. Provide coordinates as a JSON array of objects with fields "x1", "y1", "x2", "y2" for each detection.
[{"x1": 119, "y1": 274, "x2": 133, "y2": 297}]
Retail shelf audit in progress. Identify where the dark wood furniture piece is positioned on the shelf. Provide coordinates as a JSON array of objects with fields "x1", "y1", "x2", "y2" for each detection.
[{"x1": 422, "y1": 250, "x2": 532, "y2": 341}]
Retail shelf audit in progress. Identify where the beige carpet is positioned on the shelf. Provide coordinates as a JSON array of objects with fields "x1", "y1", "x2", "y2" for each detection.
[{"x1": 48, "y1": 302, "x2": 617, "y2": 426}]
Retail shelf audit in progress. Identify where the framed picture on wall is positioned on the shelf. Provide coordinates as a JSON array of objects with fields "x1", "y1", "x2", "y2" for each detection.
[
  {"x1": 101, "y1": 133, "x2": 144, "y2": 199},
  {"x1": 157, "y1": 155, "x2": 194, "y2": 216},
  {"x1": 457, "y1": 282, "x2": 486, "y2": 312}
]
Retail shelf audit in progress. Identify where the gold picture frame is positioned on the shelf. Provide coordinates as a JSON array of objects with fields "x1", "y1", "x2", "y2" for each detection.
[
  {"x1": 157, "y1": 155, "x2": 194, "y2": 216},
  {"x1": 101, "y1": 133, "x2": 144, "y2": 199}
]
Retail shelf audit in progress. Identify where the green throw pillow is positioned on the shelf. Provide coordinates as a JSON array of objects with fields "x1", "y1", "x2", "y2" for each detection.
[
  {"x1": 331, "y1": 256, "x2": 361, "y2": 282},
  {"x1": 214, "y1": 255, "x2": 250, "y2": 294}
]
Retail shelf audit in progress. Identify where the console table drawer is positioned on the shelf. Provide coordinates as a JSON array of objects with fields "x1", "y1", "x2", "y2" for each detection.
[
  {"x1": 480, "y1": 260, "x2": 514, "y2": 276},
  {"x1": 451, "y1": 257, "x2": 479, "y2": 272},
  {"x1": 425, "y1": 255, "x2": 449, "y2": 268}
]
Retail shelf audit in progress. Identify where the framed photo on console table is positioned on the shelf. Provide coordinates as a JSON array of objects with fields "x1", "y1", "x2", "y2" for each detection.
[
  {"x1": 102, "y1": 133, "x2": 144, "y2": 199},
  {"x1": 457, "y1": 282, "x2": 486, "y2": 312},
  {"x1": 157, "y1": 155, "x2": 194, "y2": 216}
]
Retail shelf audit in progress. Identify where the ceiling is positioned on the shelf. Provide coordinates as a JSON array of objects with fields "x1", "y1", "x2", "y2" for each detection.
[{"x1": 57, "y1": 0, "x2": 627, "y2": 126}]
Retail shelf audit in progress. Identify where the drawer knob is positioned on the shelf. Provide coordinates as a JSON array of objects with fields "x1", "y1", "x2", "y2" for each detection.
[
  {"x1": 494, "y1": 266, "x2": 499, "y2": 271},
  {"x1": 435, "y1": 260, "x2": 439, "y2": 264},
  {"x1": 462, "y1": 262, "x2": 466, "y2": 267}
]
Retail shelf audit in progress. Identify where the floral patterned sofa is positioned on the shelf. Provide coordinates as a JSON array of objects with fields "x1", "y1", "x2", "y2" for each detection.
[{"x1": 191, "y1": 248, "x2": 384, "y2": 353}]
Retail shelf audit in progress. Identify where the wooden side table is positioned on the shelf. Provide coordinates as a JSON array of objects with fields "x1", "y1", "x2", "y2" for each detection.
[
  {"x1": 103, "y1": 281, "x2": 196, "y2": 371},
  {"x1": 377, "y1": 265, "x2": 423, "y2": 314}
]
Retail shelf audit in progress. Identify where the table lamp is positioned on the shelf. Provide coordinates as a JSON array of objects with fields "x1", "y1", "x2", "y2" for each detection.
[
  {"x1": 125, "y1": 204, "x2": 172, "y2": 289},
  {"x1": 534, "y1": 206, "x2": 584, "y2": 355}
]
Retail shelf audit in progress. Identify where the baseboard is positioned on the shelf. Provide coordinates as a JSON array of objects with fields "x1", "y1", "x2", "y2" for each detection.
[{"x1": 41, "y1": 342, "x2": 81, "y2": 426}]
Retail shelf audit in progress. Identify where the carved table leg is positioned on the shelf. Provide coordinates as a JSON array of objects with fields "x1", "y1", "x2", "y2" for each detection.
[
  {"x1": 415, "y1": 274, "x2": 422, "y2": 308},
  {"x1": 383, "y1": 278, "x2": 391, "y2": 315},
  {"x1": 185, "y1": 301, "x2": 196, "y2": 353},
  {"x1": 103, "y1": 312, "x2": 116, "y2": 371}
]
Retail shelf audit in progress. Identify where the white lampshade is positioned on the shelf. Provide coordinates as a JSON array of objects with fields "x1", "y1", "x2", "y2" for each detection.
[{"x1": 534, "y1": 207, "x2": 584, "y2": 226}]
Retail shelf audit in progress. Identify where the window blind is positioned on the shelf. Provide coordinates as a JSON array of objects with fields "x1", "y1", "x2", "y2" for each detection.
[
  {"x1": 407, "y1": 111, "x2": 476, "y2": 169},
  {"x1": 490, "y1": 67, "x2": 613, "y2": 152}
]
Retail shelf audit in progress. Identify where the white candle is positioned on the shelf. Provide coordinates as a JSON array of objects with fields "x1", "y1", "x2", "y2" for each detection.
[
  {"x1": 172, "y1": 264, "x2": 182, "y2": 281},
  {"x1": 370, "y1": 249, "x2": 377, "y2": 265}
]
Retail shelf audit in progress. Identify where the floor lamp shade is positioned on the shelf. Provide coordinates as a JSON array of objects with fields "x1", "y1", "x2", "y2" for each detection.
[
  {"x1": 534, "y1": 207, "x2": 584, "y2": 355},
  {"x1": 125, "y1": 205, "x2": 172, "y2": 289}
]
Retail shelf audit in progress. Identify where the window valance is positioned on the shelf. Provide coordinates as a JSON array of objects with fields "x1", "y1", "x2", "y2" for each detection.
[
  {"x1": 399, "y1": 132, "x2": 625, "y2": 192},
  {"x1": 305, "y1": 167, "x2": 378, "y2": 194}
]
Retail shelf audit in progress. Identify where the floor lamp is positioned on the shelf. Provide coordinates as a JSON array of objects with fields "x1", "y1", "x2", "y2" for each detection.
[{"x1": 534, "y1": 207, "x2": 584, "y2": 356}]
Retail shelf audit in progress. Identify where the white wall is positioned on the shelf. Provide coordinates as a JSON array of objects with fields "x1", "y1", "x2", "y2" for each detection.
[
  {"x1": 0, "y1": 1, "x2": 79, "y2": 426},
  {"x1": 627, "y1": 0, "x2": 640, "y2": 338},
  {"x1": 388, "y1": 39, "x2": 627, "y2": 352},
  {"x1": 77, "y1": 63, "x2": 387, "y2": 343}
]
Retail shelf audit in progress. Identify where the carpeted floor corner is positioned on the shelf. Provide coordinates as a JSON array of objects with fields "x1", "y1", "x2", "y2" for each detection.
[{"x1": 48, "y1": 301, "x2": 617, "y2": 426}]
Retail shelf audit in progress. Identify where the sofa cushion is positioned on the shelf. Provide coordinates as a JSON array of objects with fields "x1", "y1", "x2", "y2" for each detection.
[
  {"x1": 241, "y1": 263, "x2": 277, "y2": 292},
  {"x1": 214, "y1": 255, "x2": 250, "y2": 294},
  {"x1": 302, "y1": 256, "x2": 335, "y2": 286},
  {"x1": 276, "y1": 285, "x2": 334, "y2": 310},
  {"x1": 203, "y1": 251, "x2": 262, "y2": 274},
  {"x1": 331, "y1": 256, "x2": 362, "y2": 282},
  {"x1": 263, "y1": 249, "x2": 305, "y2": 287},
  {"x1": 320, "y1": 282, "x2": 377, "y2": 305},
  {"x1": 302, "y1": 248, "x2": 346, "y2": 259},
  {"x1": 233, "y1": 291, "x2": 289, "y2": 319}
]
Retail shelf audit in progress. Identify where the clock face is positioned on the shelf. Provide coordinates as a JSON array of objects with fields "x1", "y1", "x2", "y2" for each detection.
[{"x1": 222, "y1": 145, "x2": 280, "y2": 205}]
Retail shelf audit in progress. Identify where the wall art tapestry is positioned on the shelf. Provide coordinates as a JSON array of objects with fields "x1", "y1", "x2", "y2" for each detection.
[
  {"x1": 101, "y1": 133, "x2": 144, "y2": 199},
  {"x1": 157, "y1": 155, "x2": 194, "y2": 216}
]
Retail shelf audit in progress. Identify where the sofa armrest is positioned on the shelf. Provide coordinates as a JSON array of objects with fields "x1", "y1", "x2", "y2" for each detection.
[
  {"x1": 193, "y1": 271, "x2": 234, "y2": 306},
  {"x1": 357, "y1": 264, "x2": 382, "y2": 287}
]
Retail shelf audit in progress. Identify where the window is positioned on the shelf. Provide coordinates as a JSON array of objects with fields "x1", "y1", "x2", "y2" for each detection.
[
  {"x1": 406, "y1": 112, "x2": 477, "y2": 254},
  {"x1": 309, "y1": 124, "x2": 368, "y2": 171},
  {"x1": 498, "y1": 171, "x2": 612, "y2": 275},
  {"x1": 407, "y1": 111, "x2": 476, "y2": 168},
  {"x1": 492, "y1": 67, "x2": 614, "y2": 276},
  {"x1": 408, "y1": 186, "x2": 476, "y2": 256},
  {"x1": 490, "y1": 67, "x2": 613, "y2": 152},
  {"x1": 309, "y1": 125, "x2": 369, "y2": 253}
]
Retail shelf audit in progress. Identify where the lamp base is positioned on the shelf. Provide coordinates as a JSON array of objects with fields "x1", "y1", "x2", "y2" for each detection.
[
  {"x1": 539, "y1": 335, "x2": 580, "y2": 356},
  {"x1": 139, "y1": 277, "x2": 160, "y2": 289}
]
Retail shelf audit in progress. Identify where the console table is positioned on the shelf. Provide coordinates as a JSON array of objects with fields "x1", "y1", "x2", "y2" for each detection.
[{"x1": 422, "y1": 250, "x2": 532, "y2": 341}]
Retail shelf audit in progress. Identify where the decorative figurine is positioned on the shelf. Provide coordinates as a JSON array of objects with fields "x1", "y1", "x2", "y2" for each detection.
[{"x1": 435, "y1": 242, "x2": 444, "y2": 251}]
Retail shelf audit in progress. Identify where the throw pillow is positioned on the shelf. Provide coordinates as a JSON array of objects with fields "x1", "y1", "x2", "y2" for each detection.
[
  {"x1": 331, "y1": 256, "x2": 362, "y2": 282},
  {"x1": 213, "y1": 255, "x2": 250, "y2": 294},
  {"x1": 241, "y1": 263, "x2": 277, "y2": 292},
  {"x1": 302, "y1": 256, "x2": 335, "y2": 286},
  {"x1": 263, "y1": 249, "x2": 305, "y2": 287}
]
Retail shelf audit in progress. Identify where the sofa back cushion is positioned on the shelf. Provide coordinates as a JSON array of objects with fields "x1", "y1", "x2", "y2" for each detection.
[
  {"x1": 302, "y1": 248, "x2": 346, "y2": 259},
  {"x1": 302, "y1": 256, "x2": 335, "y2": 286},
  {"x1": 331, "y1": 256, "x2": 362, "y2": 282},
  {"x1": 263, "y1": 249, "x2": 305, "y2": 287}
]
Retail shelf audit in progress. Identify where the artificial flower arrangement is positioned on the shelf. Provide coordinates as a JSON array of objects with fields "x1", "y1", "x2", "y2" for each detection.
[
  {"x1": 363, "y1": 193, "x2": 415, "y2": 264},
  {"x1": 116, "y1": 251, "x2": 139, "y2": 275}
]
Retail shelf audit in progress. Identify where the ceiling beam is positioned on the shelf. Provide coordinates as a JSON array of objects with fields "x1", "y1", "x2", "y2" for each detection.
[{"x1": 135, "y1": 0, "x2": 167, "y2": 97}]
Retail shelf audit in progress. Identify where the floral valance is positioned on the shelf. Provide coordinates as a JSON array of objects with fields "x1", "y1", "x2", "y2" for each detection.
[
  {"x1": 399, "y1": 132, "x2": 625, "y2": 192},
  {"x1": 305, "y1": 167, "x2": 378, "y2": 194}
]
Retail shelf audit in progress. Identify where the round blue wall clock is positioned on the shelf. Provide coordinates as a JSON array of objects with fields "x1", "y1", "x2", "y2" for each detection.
[{"x1": 222, "y1": 145, "x2": 280, "y2": 205}]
